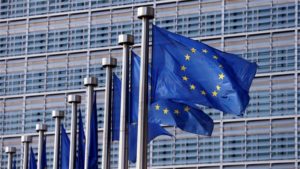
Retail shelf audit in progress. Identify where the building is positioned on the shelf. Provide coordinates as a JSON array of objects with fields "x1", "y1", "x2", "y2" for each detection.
[{"x1": 0, "y1": 0, "x2": 299, "y2": 168}]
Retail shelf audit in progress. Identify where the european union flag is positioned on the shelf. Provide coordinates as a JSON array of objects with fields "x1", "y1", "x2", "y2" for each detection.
[
  {"x1": 76, "y1": 109, "x2": 85, "y2": 169},
  {"x1": 152, "y1": 25, "x2": 257, "y2": 116},
  {"x1": 41, "y1": 137, "x2": 47, "y2": 169},
  {"x1": 132, "y1": 51, "x2": 213, "y2": 136},
  {"x1": 29, "y1": 147, "x2": 37, "y2": 169},
  {"x1": 87, "y1": 93, "x2": 98, "y2": 169},
  {"x1": 61, "y1": 125, "x2": 70, "y2": 169}
]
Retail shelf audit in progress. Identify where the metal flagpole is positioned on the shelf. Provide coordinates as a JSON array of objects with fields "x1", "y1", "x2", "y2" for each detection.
[
  {"x1": 101, "y1": 57, "x2": 117, "y2": 169},
  {"x1": 52, "y1": 110, "x2": 65, "y2": 169},
  {"x1": 68, "y1": 95, "x2": 81, "y2": 169},
  {"x1": 5, "y1": 146, "x2": 16, "y2": 169},
  {"x1": 21, "y1": 135, "x2": 32, "y2": 169},
  {"x1": 117, "y1": 34, "x2": 134, "y2": 169},
  {"x1": 36, "y1": 123, "x2": 47, "y2": 169},
  {"x1": 136, "y1": 6, "x2": 154, "y2": 169},
  {"x1": 83, "y1": 77, "x2": 98, "y2": 169}
]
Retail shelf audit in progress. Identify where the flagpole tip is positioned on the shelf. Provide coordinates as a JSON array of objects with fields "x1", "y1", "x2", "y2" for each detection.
[
  {"x1": 52, "y1": 110, "x2": 65, "y2": 118},
  {"x1": 137, "y1": 6, "x2": 154, "y2": 19},
  {"x1": 21, "y1": 135, "x2": 32, "y2": 143},
  {"x1": 36, "y1": 123, "x2": 47, "y2": 132},
  {"x1": 118, "y1": 34, "x2": 134, "y2": 45},
  {"x1": 5, "y1": 147, "x2": 16, "y2": 154},
  {"x1": 84, "y1": 77, "x2": 98, "y2": 87},
  {"x1": 68, "y1": 94, "x2": 81, "y2": 103},
  {"x1": 102, "y1": 57, "x2": 117, "y2": 68}
]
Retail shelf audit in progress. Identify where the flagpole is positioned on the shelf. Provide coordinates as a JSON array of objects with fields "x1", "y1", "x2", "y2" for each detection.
[
  {"x1": 52, "y1": 110, "x2": 64, "y2": 169},
  {"x1": 101, "y1": 57, "x2": 117, "y2": 169},
  {"x1": 5, "y1": 146, "x2": 16, "y2": 169},
  {"x1": 21, "y1": 135, "x2": 32, "y2": 169},
  {"x1": 68, "y1": 95, "x2": 81, "y2": 169},
  {"x1": 136, "y1": 6, "x2": 154, "y2": 169},
  {"x1": 83, "y1": 77, "x2": 98, "y2": 169},
  {"x1": 36, "y1": 123, "x2": 47, "y2": 169},
  {"x1": 118, "y1": 34, "x2": 134, "y2": 169}
]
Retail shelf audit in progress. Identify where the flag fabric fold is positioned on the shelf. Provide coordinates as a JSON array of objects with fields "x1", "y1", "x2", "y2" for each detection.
[
  {"x1": 132, "y1": 51, "x2": 213, "y2": 136},
  {"x1": 29, "y1": 148, "x2": 37, "y2": 169},
  {"x1": 13, "y1": 160, "x2": 16, "y2": 169},
  {"x1": 41, "y1": 137, "x2": 47, "y2": 169},
  {"x1": 151, "y1": 25, "x2": 257, "y2": 116},
  {"x1": 61, "y1": 125, "x2": 70, "y2": 169},
  {"x1": 87, "y1": 93, "x2": 98, "y2": 169},
  {"x1": 76, "y1": 109, "x2": 85, "y2": 169}
]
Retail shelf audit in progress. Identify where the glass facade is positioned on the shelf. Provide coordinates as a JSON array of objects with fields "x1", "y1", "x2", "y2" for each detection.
[{"x1": 0, "y1": 0, "x2": 299, "y2": 168}]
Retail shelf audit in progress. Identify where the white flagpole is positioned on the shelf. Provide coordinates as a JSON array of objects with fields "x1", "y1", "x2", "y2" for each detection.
[
  {"x1": 101, "y1": 57, "x2": 117, "y2": 169},
  {"x1": 36, "y1": 123, "x2": 47, "y2": 169},
  {"x1": 136, "y1": 6, "x2": 154, "y2": 169},
  {"x1": 5, "y1": 146, "x2": 16, "y2": 169},
  {"x1": 21, "y1": 135, "x2": 32, "y2": 169},
  {"x1": 83, "y1": 77, "x2": 98, "y2": 169},
  {"x1": 52, "y1": 110, "x2": 64, "y2": 169},
  {"x1": 68, "y1": 95, "x2": 81, "y2": 169},
  {"x1": 118, "y1": 34, "x2": 134, "y2": 169}
]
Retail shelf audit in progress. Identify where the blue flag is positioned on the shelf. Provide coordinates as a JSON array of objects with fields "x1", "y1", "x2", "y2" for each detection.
[
  {"x1": 149, "y1": 99, "x2": 213, "y2": 135},
  {"x1": 61, "y1": 125, "x2": 70, "y2": 169},
  {"x1": 87, "y1": 93, "x2": 98, "y2": 169},
  {"x1": 112, "y1": 74, "x2": 121, "y2": 141},
  {"x1": 13, "y1": 160, "x2": 16, "y2": 169},
  {"x1": 41, "y1": 137, "x2": 47, "y2": 169},
  {"x1": 76, "y1": 109, "x2": 85, "y2": 169},
  {"x1": 132, "y1": 51, "x2": 213, "y2": 136},
  {"x1": 29, "y1": 148, "x2": 37, "y2": 169},
  {"x1": 152, "y1": 25, "x2": 257, "y2": 116}
]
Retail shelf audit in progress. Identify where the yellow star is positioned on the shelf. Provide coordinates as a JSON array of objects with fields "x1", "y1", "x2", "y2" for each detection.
[
  {"x1": 202, "y1": 49, "x2": 208, "y2": 53},
  {"x1": 212, "y1": 91, "x2": 218, "y2": 97},
  {"x1": 181, "y1": 65, "x2": 187, "y2": 71},
  {"x1": 184, "y1": 106, "x2": 190, "y2": 112},
  {"x1": 182, "y1": 76, "x2": 188, "y2": 81},
  {"x1": 155, "y1": 104, "x2": 160, "y2": 110},
  {"x1": 185, "y1": 54, "x2": 190, "y2": 61},
  {"x1": 190, "y1": 84, "x2": 196, "y2": 90},
  {"x1": 174, "y1": 109, "x2": 180, "y2": 115},
  {"x1": 191, "y1": 48, "x2": 196, "y2": 53},
  {"x1": 219, "y1": 64, "x2": 223, "y2": 68},
  {"x1": 213, "y1": 55, "x2": 218, "y2": 59},
  {"x1": 163, "y1": 108, "x2": 169, "y2": 114},
  {"x1": 216, "y1": 85, "x2": 221, "y2": 91},
  {"x1": 219, "y1": 73, "x2": 225, "y2": 80},
  {"x1": 201, "y1": 90, "x2": 206, "y2": 95}
]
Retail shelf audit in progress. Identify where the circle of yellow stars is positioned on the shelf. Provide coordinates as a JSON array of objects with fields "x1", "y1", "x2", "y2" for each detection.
[{"x1": 179, "y1": 47, "x2": 226, "y2": 97}]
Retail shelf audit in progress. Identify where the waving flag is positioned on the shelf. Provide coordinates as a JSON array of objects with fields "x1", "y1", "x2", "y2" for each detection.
[
  {"x1": 76, "y1": 109, "x2": 85, "y2": 169},
  {"x1": 152, "y1": 25, "x2": 257, "y2": 116}
]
